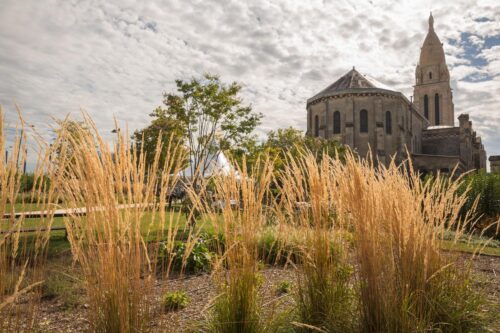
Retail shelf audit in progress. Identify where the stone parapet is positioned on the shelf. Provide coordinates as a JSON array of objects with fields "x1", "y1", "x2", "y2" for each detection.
[{"x1": 489, "y1": 155, "x2": 500, "y2": 173}]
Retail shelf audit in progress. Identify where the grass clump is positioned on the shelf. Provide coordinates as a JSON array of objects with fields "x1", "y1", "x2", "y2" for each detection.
[
  {"x1": 52, "y1": 115, "x2": 188, "y2": 332},
  {"x1": 337, "y1": 153, "x2": 485, "y2": 332},
  {"x1": 163, "y1": 291, "x2": 189, "y2": 311},
  {"x1": 0, "y1": 108, "x2": 60, "y2": 331},
  {"x1": 200, "y1": 157, "x2": 275, "y2": 333},
  {"x1": 276, "y1": 152, "x2": 357, "y2": 333}
]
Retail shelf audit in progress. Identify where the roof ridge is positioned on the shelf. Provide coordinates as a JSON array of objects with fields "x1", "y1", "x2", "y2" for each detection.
[
  {"x1": 307, "y1": 68, "x2": 397, "y2": 105},
  {"x1": 349, "y1": 68, "x2": 355, "y2": 88}
]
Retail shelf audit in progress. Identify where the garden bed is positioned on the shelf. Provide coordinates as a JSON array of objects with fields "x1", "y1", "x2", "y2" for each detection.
[{"x1": 7, "y1": 252, "x2": 498, "y2": 333}]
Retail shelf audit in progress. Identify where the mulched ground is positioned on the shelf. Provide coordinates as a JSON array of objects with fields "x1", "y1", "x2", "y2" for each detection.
[{"x1": 5, "y1": 252, "x2": 499, "y2": 332}]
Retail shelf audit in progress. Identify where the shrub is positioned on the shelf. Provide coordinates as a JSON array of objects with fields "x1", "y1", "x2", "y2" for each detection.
[
  {"x1": 163, "y1": 291, "x2": 189, "y2": 311},
  {"x1": 177, "y1": 235, "x2": 213, "y2": 273},
  {"x1": 457, "y1": 171, "x2": 500, "y2": 238},
  {"x1": 161, "y1": 237, "x2": 213, "y2": 274}
]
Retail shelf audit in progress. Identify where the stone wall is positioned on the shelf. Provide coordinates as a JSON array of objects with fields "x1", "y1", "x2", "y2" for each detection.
[
  {"x1": 421, "y1": 127, "x2": 460, "y2": 156},
  {"x1": 307, "y1": 91, "x2": 426, "y2": 166},
  {"x1": 490, "y1": 155, "x2": 500, "y2": 173},
  {"x1": 411, "y1": 153, "x2": 465, "y2": 175},
  {"x1": 420, "y1": 114, "x2": 487, "y2": 172}
]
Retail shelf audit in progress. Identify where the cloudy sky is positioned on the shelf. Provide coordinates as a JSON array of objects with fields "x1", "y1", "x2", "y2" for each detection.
[{"x1": 1, "y1": 0, "x2": 499, "y2": 167}]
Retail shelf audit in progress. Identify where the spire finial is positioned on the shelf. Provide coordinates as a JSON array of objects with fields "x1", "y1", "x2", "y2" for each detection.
[{"x1": 429, "y1": 12, "x2": 434, "y2": 31}]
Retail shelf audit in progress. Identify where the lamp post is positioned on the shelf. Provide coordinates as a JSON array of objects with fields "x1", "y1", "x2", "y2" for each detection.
[
  {"x1": 5, "y1": 145, "x2": 12, "y2": 163},
  {"x1": 112, "y1": 128, "x2": 120, "y2": 161},
  {"x1": 23, "y1": 148, "x2": 27, "y2": 174}
]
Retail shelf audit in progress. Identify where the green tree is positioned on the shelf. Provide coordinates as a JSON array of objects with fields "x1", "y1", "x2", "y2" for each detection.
[
  {"x1": 132, "y1": 107, "x2": 187, "y2": 170},
  {"x1": 262, "y1": 127, "x2": 344, "y2": 169},
  {"x1": 159, "y1": 74, "x2": 262, "y2": 186},
  {"x1": 229, "y1": 127, "x2": 345, "y2": 175},
  {"x1": 53, "y1": 120, "x2": 90, "y2": 171},
  {"x1": 229, "y1": 137, "x2": 263, "y2": 171}
]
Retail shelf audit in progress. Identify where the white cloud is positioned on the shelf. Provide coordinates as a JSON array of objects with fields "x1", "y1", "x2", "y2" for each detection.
[{"x1": 0, "y1": 0, "x2": 499, "y2": 166}]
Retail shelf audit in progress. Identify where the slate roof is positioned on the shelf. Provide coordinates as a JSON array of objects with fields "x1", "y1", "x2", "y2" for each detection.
[{"x1": 307, "y1": 68, "x2": 397, "y2": 105}]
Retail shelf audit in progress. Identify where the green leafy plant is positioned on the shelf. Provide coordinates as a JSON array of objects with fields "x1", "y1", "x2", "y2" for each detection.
[
  {"x1": 163, "y1": 291, "x2": 189, "y2": 311},
  {"x1": 176, "y1": 238, "x2": 212, "y2": 274},
  {"x1": 457, "y1": 171, "x2": 500, "y2": 238},
  {"x1": 159, "y1": 235, "x2": 214, "y2": 274},
  {"x1": 276, "y1": 280, "x2": 292, "y2": 295}
]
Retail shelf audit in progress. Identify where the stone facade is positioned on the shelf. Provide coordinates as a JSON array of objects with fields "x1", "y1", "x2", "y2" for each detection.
[
  {"x1": 306, "y1": 14, "x2": 487, "y2": 175},
  {"x1": 415, "y1": 114, "x2": 486, "y2": 174},
  {"x1": 306, "y1": 69, "x2": 426, "y2": 166},
  {"x1": 490, "y1": 156, "x2": 500, "y2": 173}
]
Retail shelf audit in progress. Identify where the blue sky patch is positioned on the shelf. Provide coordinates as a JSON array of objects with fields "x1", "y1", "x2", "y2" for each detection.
[{"x1": 448, "y1": 32, "x2": 500, "y2": 82}]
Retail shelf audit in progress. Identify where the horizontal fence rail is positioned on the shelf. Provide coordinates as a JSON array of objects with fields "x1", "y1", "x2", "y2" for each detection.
[{"x1": 0, "y1": 203, "x2": 153, "y2": 234}]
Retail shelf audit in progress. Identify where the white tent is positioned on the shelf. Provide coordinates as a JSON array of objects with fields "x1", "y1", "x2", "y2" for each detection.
[{"x1": 179, "y1": 151, "x2": 236, "y2": 179}]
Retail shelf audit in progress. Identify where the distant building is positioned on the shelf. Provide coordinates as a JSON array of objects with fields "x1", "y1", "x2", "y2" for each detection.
[
  {"x1": 490, "y1": 156, "x2": 500, "y2": 173},
  {"x1": 306, "y1": 14, "x2": 487, "y2": 175}
]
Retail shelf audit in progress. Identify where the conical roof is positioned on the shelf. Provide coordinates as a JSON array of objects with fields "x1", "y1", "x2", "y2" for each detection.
[
  {"x1": 307, "y1": 68, "x2": 396, "y2": 104},
  {"x1": 179, "y1": 151, "x2": 235, "y2": 179},
  {"x1": 419, "y1": 13, "x2": 446, "y2": 66}
]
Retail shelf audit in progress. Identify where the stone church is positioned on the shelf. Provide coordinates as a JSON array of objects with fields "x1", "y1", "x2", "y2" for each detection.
[{"x1": 306, "y1": 14, "x2": 487, "y2": 174}]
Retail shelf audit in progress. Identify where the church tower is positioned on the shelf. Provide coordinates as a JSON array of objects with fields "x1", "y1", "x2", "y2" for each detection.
[{"x1": 413, "y1": 13, "x2": 454, "y2": 126}]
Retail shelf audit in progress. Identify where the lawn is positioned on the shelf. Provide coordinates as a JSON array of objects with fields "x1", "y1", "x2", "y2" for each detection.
[
  {"x1": 3, "y1": 206, "x2": 223, "y2": 256},
  {"x1": 440, "y1": 239, "x2": 500, "y2": 256},
  {"x1": 4, "y1": 203, "x2": 499, "y2": 257}
]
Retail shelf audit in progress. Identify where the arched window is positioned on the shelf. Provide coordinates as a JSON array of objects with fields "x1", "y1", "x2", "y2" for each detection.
[
  {"x1": 314, "y1": 115, "x2": 319, "y2": 136},
  {"x1": 424, "y1": 95, "x2": 429, "y2": 119},
  {"x1": 333, "y1": 111, "x2": 341, "y2": 134},
  {"x1": 435, "y1": 93, "x2": 440, "y2": 125},
  {"x1": 385, "y1": 111, "x2": 392, "y2": 135},
  {"x1": 429, "y1": 72, "x2": 432, "y2": 80},
  {"x1": 360, "y1": 109, "x2": 368, "y2": 133}
]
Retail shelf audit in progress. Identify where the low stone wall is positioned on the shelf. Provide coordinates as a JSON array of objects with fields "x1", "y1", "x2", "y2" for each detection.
[{"x1": 489, "y1": 155, "x2": 500, "y2": 173}]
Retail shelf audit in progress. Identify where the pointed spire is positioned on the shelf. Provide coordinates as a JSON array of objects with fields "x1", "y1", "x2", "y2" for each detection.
[{"x1": 419, "y1": 12, "x2": 445, "y2": 66}]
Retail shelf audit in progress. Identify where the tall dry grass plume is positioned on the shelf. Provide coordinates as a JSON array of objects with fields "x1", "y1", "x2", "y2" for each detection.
[
  {"x1": 328, "y1": 151, "x2": 481, "y2": 332},
  {"x1": 192, "y1": 156, "x2": 275, "y2": 333},
  {"x1": 0, "y1": 107, "x2": 59, "y2": 331},
  {"x1": 0, "y1": 108, "x2": 487, "y2": 332},
  {"x1": 53, "y1": 114, "x2": 187, "y2": 332},
  {"x1": 275, "y1": 149, "x2": 483, "y2": 332},
  {"x1": 276, "y1": 151, "x2": 357, "y2": 332}
]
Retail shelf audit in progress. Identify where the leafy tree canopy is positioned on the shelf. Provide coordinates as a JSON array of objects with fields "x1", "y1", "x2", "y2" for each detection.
[
  {"x1": 230, "y1": 127, "x2": 345, "y2": 172},
  {"x1": 135, "y1": 74, "x2": 262, "y2": 180},
  {"x1": 132, "y1": 107, "x2": 187, "y2": 170}
]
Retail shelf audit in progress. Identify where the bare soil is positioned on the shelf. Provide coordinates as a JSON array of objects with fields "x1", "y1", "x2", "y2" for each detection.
[{"x1": 5, "y1": 253, "x2": 499, "y2": 332}]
